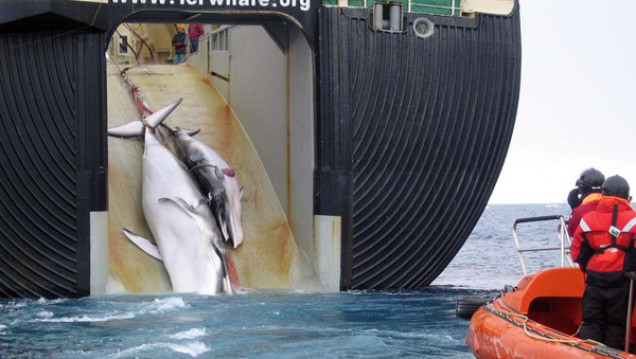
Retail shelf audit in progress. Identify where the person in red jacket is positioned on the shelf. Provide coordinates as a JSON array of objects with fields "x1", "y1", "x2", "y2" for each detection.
[
  {"x1": 567, "y1": 168, "x2": 605, "y2": 236},
  {"x1": 188, "y1": 24, "x2": 205, "y2": 54},
  {"x1": 571, "y1": 175, "x2": 636, "y2": 349}
]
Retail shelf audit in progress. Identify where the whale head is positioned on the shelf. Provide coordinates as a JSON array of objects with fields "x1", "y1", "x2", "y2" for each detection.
[{"x1": 168, "y1": 129, "x2": 245, "y2": 249}]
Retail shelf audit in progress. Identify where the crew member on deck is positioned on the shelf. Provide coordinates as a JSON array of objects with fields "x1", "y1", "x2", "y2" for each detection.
[
  {"x1": 188, "y1": 24, "x2": 204, "y2": 54},
  {"x1": 172, "y1": 24, "x2": 188, "y2": 64},
  {"x1": 571, "y1": 175, "x2": 636, "y2": 349},
  {"x1": 567, "y1": 168, "x2": 605, "y2": 236}
]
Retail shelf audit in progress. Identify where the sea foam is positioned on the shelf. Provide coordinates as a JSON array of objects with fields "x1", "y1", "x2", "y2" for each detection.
[
  {"x1": 33, "y1": 313, "x2": 136, "y2": 323},
  {"x1": 169, "y1": 328, "x2": 207, "y2": 340},
  {"x1": 36, "y1": 311, "x2": 54, "y2": 319},
  {"x1": 141, "y1": 297, "x2": 188, "y2": 314},
  {"x1": 30, "y1": 296, "x2": 186, "y2": 323},
  {"x1": 109, "y1": 341, "x2": 210, "y2": 358}
]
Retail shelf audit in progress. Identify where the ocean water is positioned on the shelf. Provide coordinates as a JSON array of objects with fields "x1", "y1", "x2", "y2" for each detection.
[
  {"x1": 435, "y1": 203, "x2": 570, "y2": 289},
  {"x1": 0, "y1": 204, "x2": 570, "y2": 358}
]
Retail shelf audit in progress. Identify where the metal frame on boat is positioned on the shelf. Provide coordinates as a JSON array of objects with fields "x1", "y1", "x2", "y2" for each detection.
[{"x1": 512, "y1": 215, "x2": 574, "y2": 275}]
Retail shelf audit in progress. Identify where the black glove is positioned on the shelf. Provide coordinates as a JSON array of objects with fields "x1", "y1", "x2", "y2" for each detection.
[{"x1": 567, "y1": 187, "x2": 581, "y2": 210}]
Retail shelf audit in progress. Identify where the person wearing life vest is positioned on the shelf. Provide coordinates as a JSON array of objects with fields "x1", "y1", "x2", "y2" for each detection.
[
  {"x1": 567, "y1": 168, "x2": 605, "y2": 236},
  {"x1": 571, "y1": 175, "x2": 636, "y2": 349}
]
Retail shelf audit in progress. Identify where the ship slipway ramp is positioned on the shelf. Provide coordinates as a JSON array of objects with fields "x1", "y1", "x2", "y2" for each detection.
[
  {"x1": 0, "y1": 0, "x2": 521, "y2": 297},
  {"x1": 106, "y1": 63, "x2": 309, "y2": 294}
]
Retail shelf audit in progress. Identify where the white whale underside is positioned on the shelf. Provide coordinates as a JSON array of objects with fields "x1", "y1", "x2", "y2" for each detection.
[{"x1": 140, "y1": 127, "x2": 228, "y2": 295}]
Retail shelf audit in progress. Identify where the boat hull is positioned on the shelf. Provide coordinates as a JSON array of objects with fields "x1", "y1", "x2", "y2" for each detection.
[
  {"x1": 467, "y1": 303, "x2": 633, "y2": 359},
  {"x1": 467, "y1": 267, "x2": 636, "y2": 359},
  {"x1": 319, "y1": 5, "x2": 522, "y2": 290}
]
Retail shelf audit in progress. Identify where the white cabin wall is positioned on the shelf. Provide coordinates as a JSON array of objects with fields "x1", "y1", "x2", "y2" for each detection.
[
  {"x1": 227, "y1": 25, "x2": 288, "y2": 214},
  {"x1": 207, "y1": 24, "x2": 318, "y2": 287},
  {"x1": 288, "y1": 25, "x2": 316, "y2": 268}
]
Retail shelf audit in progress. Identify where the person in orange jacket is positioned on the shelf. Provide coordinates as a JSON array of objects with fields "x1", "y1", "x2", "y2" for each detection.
[
  {"x1": 571, "y1": 175, "x2": 636, "y2": 349},
  {"x1": 567, "y1": 168, "x2": 605, "y2": 236}
]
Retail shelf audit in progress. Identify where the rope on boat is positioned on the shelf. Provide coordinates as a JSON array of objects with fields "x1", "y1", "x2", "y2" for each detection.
[
  {"x1": 500, "y1": 308, "x2": 592, "y2": 344},
  {"x1": 486, "y1": 300, "x2": 626, "y2": 359}
]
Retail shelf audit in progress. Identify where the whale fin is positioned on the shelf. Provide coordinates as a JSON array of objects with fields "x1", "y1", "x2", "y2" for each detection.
[
  {"x1": 143, "y1": 98, "x2": 183, "y2": 129},
  {"x1": 108, "y1": 121, "x2": 145, "y2": 138},
  {"x1": 107, "y1": 99, "x2": 182, "y2": 138},
  {"x1": 122, "y1": 228, "x2": 163, "y2": 261},
  {"x1": 211, "y1": 246, "x2": 233, "y2": 295},
  {"x1": 158, "y1": 197, "x2": 208, "y2": 219},
  {"x1": 161, "y1": 123, "x2": 201, "y2": 137},
  {"x1": 223, "y1": 256, "x2": 233, "y2": 294},
  {"x1": 218, "y1": 210, "x2": 230, "y2": 242},
  {"x1": 183, "y1": 128, "x2": 201, "y2": 136}
]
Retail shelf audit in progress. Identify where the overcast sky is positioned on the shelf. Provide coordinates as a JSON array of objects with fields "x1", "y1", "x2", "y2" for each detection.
[{"x1": 488, "y1": 1, "x2": 636, "y2": 204}]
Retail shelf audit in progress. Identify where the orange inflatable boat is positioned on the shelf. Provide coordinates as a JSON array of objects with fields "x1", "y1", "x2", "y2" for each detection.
[{"x1": 466, "y1": 266, "x2": 636, "y2": 358}]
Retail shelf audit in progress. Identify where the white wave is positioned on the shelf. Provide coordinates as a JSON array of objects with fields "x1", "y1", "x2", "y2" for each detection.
[
  {"x1": 233, "y1": 287, "x2": 257, "y2": 294},
  {"x1": 36, "y1": 298, "x2": 67, "y2": 305},
  {"x1": 0, "y1": 325, "x2": 6, "y2": 331},
  {"x1": 28, "y1": 297, "x2": 185, "y2": 324},
  {"x1": 108, "y1": 342, "x2": 209, "y2": 358},
  {"x1": 1, "y1": 297, "x2": 64, "y2": 309},
  {"x1": 141, "y1": 297, "x2": 187, "y2": 314},
  {"x1": 36, "y1": 311, "x2": 54, "y2": 318},
  {"x1": 544, "y1": 204, "x2": 560, "y2": 208},
  {"x1": 169, "y1": 328, "x2": 207, "y2": 340},
  {"x1": 33, "y1": 313, "x2": 135, "y2": 323},
  {"x1": 365, "y1": 328, "x2": 454, "y2": 341},
  {"x1": 158, "y1": 342, "x2": 210, "y2": 357},
  {"x1": 2, "y1": 301, "x2": 28, "y2": 308}
]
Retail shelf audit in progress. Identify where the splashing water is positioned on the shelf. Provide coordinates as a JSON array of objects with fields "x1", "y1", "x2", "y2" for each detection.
[{"x1": 0, "y1": 204, "x2": 567, "y2": 358}]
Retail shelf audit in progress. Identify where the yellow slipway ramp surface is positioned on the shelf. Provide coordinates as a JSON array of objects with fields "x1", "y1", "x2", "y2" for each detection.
[{"x1": 106, "y1": 63, "x2": 316, "y2": 293}]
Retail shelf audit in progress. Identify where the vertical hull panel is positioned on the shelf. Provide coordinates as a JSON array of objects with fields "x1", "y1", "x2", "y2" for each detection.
[
  {"x1": 0, "y1": 31, "x2": 106, "y2": 297},
  {"x1": 317, "y1": 7, "x2": 521, "y2": 289}
]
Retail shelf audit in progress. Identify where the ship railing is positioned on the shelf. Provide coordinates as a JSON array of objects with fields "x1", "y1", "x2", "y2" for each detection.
[
  {"x1": 188, "y1": 26, "x2": 233, "y2": 80},
  {"x1": 512, "y1": 215, "x2": 576, "y2": 276}
]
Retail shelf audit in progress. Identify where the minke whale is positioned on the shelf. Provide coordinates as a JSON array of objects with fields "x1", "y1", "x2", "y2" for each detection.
[
  {"x1": 108, "y1": 99, "x2": 232, "y2": 295},
  {"x1": 163, "y1": 125, "x2": 244, "y2": 249}
]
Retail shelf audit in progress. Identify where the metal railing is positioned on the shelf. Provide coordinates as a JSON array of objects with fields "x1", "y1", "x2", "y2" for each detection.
[
  {"x1": 187, "y1": 25, "x2": 233, "y2": 81},
  {"x1": 209, "y1": 25, "x2": 231, "y2": 51},
  {"x1": 512, "y1": 215, "x2": 576, "y2": 276}
]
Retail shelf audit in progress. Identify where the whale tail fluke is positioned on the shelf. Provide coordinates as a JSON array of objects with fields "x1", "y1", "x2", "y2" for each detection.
[
  {"x1": 142, "y1": 98, "x2": 182, "y2": 128},
  {"x1": 107, "y1": 98, "x2": 184, "y2": 138},
  {"x1": 107, "y1": 121, "x2": 145, "y2": 138}
]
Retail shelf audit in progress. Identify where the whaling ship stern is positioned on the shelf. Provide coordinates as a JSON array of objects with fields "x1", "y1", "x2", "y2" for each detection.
[{"x1": 0, "y1": 0, "x2": 521, "y2": 297}]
